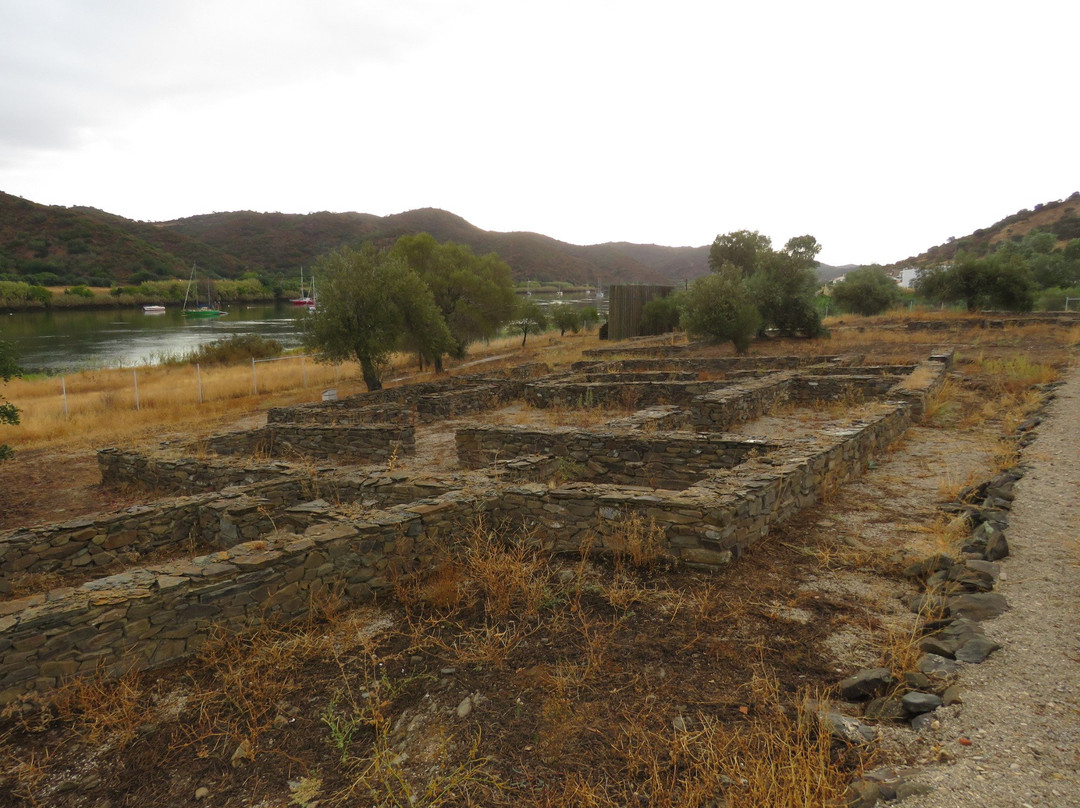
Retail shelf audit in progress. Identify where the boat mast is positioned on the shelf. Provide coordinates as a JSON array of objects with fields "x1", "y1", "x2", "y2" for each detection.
[{"x1": 182, "y1": 263, "x2": 196, "y2": 310}]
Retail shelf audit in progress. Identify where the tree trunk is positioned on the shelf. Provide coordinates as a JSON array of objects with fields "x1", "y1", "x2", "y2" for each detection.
[{"x1": 359, "y1": 358, "x2": 382, "y2": 391}]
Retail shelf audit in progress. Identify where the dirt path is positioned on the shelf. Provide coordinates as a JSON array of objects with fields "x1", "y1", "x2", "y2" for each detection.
[{"x1": 901, "y1": 364, "x2": 1080, "y2": 807}]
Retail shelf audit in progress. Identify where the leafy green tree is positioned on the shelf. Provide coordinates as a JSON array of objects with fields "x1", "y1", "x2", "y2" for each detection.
[
  {"x1": 708, "y1": 230, "x2": 772, "y2": 276},
  {"x1": 707, "y1": 231, "x2": 825, "y2": 337},
  {"x1": 303, "y1": 245, "x2": 451, "y2": 391},
  {"x1": 914, "y1": 250, "x2": 1034, "y2": 312},
  {"x1": 831, "y1": 266, "x2": 902, "y2": 316},
  {"x1": 986, "y1": 250, "x2": 1035, "y2": 311},
  {"x1": 748, "y1": 237, "x2": 825, "y2": 337},
  {"x1": 1, "y1": 332, "x2": 21, "y2": 462},
  {"x1": 390, "y1": 234, "x2": 517, "y2": 369},
  {"x1": 682, "y1": 263, "x2": 761, "y2": 354},
  {"x1": 639, "y1": 293, "x2": 683, "y2": 336},
  {"x1": 580, "y1": 306, "x2": 600, "y2": 331},
  {"x1": 511, "y1": 299, "x2": 548, "y2": 347},
  {"x1": 550, "y1": 303, "x2": 583, "y2": 336},
  {"x1": 914, "y1": 253, "x2": 990, "y2": 312}
]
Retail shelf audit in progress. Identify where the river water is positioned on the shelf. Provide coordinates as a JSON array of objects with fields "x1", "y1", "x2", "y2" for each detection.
[
  {"x1": 1, "y1": 293, "x2": 606, "y2": 373},
  {"x1": 1, "y1": 303, "x2": 309, "y2": 373}
]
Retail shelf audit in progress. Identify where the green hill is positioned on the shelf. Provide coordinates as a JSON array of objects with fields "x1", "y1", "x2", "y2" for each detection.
[
  {"x1": 895, "y1": 192, "x2": 1080, "y2": 268},
  {"x1": 1, "y1": 191, "x2": 711, "y2": 288}
]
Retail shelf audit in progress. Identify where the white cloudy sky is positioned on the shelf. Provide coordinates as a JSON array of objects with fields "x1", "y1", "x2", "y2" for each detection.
[{"x1": 0, "y1": 0, "x2": 1076, "y2": 266}]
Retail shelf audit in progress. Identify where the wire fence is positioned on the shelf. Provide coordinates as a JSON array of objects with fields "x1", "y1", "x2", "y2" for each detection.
[{"x1": 51, "y1": 354, "x2": 345, "y2": 416}]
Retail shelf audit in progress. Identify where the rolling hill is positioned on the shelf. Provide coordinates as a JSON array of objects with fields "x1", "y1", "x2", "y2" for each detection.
[{"x1": 0, "y1": 192, "x2": 708, "y2": 288}]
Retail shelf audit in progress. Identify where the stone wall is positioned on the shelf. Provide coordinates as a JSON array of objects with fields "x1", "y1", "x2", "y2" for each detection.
[
  {"x1": 789, "y1": 374, "x2": 903, "y2": 404},
  {"x1": 456, "y1": 425, "x2": 779, "y2": 489},
  {"x1": 689, "y1": 374, "x2": 794, "y2": 431},
  {"x1": 97, "y1": 448, "x2": 306, "y2": 495},
  {"x1": 267, "y1": 370, "x2": 545, "y2": 426},
  {"x1": 205, "y1": 424, "x2": 414, "y2": 463},
  {"x1": 486, "y1": 405, "x2": 914, "y2": 566},
  {"x1": 0, "y1": 495, "x2": 478, "y2": 704},
  {"x1": 0, "y1": 353, "x2": 951, "y2": 705},
  {"x1": 572, "y1": 356, "x2": 841, "y2": 375},
  {"x1": 524, "y1": 379, "x2": 721, "y2": 409}
]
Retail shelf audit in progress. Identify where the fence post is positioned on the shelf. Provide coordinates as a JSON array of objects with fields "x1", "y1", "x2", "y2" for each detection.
[
  {"x1": 251, "y1": 358, "x2": 257, "y2": 395},
  {"x1": 61, "y1": 376, "x2": 69, "y2": 418},
  {"x1": 197, "y1": 363, "x2": 203, "y2": 404},
  {"x1": 301, "y1": 355, "x2": 306, "y2": 387},
  {"x1": 133, "y1": 369, "x2": 140, "y2": 411}
]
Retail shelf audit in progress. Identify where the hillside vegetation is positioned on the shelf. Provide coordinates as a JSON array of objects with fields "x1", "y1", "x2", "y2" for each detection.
[
  {"x1": 0, "y1": 192, "x2": 708, "y2": 290},
  {"x1": 896, "y1": 192, "x2": 1080, "y2": 268}
]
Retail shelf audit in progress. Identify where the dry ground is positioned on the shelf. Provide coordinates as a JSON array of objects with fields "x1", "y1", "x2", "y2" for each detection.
[{"x1": 0, "y1": 319, "x2": 1074, "y2": 807}]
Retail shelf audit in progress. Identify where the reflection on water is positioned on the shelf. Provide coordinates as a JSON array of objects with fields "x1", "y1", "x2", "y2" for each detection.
[
  {"x1": 1, "y1": 294, "x2": 608, "y2": 373},
  {"x1": 2, "y1": 304, "x2": 309, "y2": 373}
]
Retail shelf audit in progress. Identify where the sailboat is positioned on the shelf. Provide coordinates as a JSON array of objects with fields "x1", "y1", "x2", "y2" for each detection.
[
  {"x1": 306, "y1": 273, "x2": 317, "y2": 313},
  {"x1": 291, "y1": 267, "x2": 314, "y2": 306},
  {"x1": 181, "y1": 263, "x2": 227, "y2": 318}
]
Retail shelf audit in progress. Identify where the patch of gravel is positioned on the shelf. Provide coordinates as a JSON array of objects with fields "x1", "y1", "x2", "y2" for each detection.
[{"x1": 899, "y1": 363, "x2": 1080, "y2": 807}]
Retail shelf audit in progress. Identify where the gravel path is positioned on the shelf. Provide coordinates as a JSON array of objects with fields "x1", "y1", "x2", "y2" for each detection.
[{"x1": 901, "y1": 363, "x2": 1080, "y2": 807}]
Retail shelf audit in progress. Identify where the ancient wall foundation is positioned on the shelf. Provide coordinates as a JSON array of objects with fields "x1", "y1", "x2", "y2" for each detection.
[{"x1": 1, "y1": 351, "x2": 951, "y2": 705}]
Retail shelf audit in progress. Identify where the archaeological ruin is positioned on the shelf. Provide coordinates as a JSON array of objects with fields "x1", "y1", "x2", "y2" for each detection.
[{"x1": 0, "y1": 347, "x2": 952, "y2": 705}]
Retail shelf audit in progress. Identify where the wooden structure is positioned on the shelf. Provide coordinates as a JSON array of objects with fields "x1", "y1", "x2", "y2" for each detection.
[{"x1": 606, "y1": 284, "x2": 675, "y2": 341}]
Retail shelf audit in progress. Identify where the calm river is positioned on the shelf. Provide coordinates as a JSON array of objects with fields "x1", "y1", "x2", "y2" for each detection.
[
  {"x1": 1, "y1": 294, "x2": 605, "y2": 373},
  {"x1": 1, "y1": 303, "x2": 309, "y2": 373}
]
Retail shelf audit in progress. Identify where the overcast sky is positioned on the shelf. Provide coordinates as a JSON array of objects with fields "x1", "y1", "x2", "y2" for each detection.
[{"x1": 1, "y1": 1, "x2": 1076, "y2": 266}]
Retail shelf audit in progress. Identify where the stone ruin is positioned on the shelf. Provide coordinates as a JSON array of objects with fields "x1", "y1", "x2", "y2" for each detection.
[{"x1": 0, "y1": 347, "x2": 953, "y2": 705}]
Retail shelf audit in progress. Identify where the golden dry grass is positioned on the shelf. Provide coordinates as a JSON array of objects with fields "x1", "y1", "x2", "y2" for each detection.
[{"x1": 0, "y1": 333, "x2": 605, "y2": 453}]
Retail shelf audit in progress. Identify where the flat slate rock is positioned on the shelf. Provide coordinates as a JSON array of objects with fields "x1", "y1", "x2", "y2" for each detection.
[
  {"x1": 839, "y1": 667, "x2": 895, "y2": 700},
  {"x1": 917, "y1": 653, "x2": 960, "y2": 678},
  {"x1": 947, "y1": 592, "x2": 1009, "y2": 621},
  {"x1": 955, "y1": 634, "x2": 1001, "y2": 663},
  {"x1": 902, "y1": 691, "x2": 943, "y2": 715}
]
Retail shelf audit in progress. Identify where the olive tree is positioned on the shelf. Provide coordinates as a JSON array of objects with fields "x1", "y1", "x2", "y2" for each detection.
[
  {"x1": 390, "y1": 234, "x2": 517, "y2": 369},
  {"x1": 304, "y1": 245, "x2": 451, "y2": 391},
  {"x1": 707, "y1": 230, "x2": 825, "y2": 338},
  {"x1": 681, "y1": 263, "x2": 761, "y2": 354},
  {"x1": 831, "y1": 266, "x2": 902, "y2": 316}
]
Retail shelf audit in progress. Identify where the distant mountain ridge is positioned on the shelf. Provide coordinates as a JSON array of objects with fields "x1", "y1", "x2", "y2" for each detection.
[
  {"x1": 6, "y1": 189, "x2": 1076, "y2": 289},
  {"x1": 0, "y1": 192, "x2": 711, "y2": 287}
]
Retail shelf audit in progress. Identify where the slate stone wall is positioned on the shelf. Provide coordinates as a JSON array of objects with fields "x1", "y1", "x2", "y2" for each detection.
[
  {"x1": 205, "y1": 424, "x2": 414, "y2": 463},
  {"x1": 456, "y1": 425, "x2": 778, "y2": 489},
  {"x1": 0, "y1": 354, "x2": 950, "y2": 705}
]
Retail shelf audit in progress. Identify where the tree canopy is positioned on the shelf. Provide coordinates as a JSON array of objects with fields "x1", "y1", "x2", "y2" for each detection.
[
  {"x1": 303, "y1": 245, "x2": 451, "y2": 391},
  {"x1": 390, "y1": 233, "x2": 517, "y2": 369},
  {"x1": 681, "y1": 263, "x2": 761, "y2": 353},
  {"x1": 831, "y1": 266, "x2": 902, "y2": 316},
  {"x1": 914, "y1": 250, "x2": 1035, "y2": 312},
  {"x1": 510, "y1": 299, "x2": 548, "y2": 347},
  {"x1": 913, "y1": 229, "x2": 1080, "y2": 312}
]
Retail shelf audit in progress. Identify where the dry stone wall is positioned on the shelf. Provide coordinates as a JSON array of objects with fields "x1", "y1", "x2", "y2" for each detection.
[
  {"x1": 486, "y1": 405, "x2": 914, "y2": 566},
  {"x1": 456, "y1": 425, "x2": 778, "y2": 489},
  {"x1": 205, "y1": 424, "x2": 414, "y2": 463},
  {"x1": 0, "y1": 495, "x2": 478, "y2": 704},
  {"x1": 1, "y1": 352, "x2": 952, "y2": 705},
  {"x1": 524, "y1": 379, "x2": 721, "y2": 409}
]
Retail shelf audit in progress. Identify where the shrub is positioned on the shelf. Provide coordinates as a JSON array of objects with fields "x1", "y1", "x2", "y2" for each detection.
[{"x1": 188, "y1": 334, "x2": 284, "y2": 365}]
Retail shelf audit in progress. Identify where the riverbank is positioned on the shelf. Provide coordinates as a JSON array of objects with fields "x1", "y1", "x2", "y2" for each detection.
[{"x1": 0, "y1": 282, "x2": 281, "y2": 313}]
